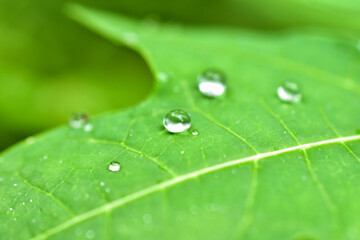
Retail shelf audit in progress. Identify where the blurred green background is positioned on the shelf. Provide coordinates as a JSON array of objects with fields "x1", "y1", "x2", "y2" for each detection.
[{"x1": 1, "y1": 0, "x2": 360, "y2": 151}]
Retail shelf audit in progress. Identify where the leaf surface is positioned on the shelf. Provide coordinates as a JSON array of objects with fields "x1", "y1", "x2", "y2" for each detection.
[{"x1": 1, "y1": 4, "x2": 360, "y2": 240}]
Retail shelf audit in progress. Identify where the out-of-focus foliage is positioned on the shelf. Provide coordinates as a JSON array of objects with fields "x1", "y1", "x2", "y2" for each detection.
[{"x1": 0, "y1": 0, "x2": 153, "y2": 150}]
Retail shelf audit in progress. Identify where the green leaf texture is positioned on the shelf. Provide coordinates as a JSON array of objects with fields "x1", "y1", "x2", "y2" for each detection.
[{"x1": 1, "y1": 4, "x2": 360, "y2": 240}]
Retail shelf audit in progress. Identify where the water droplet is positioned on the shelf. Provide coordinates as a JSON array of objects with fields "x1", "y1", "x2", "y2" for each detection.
[
  {"x1": 191, "y1": 129, "x2": 199, "y2": 136},
  {"x1": 158, "y1": 72, "x2": 169, "y2": 82},
  {"x1": 100, "y1": 182, "x2": 105, "y2": 186},
  {"x1": 143, "y1": 213, "x2": 152, "y2": 224},
  {"x1": 13, "y1": 183, "x2": 17, "y2": 187},
  {"x1": 9, "y1": 208, "x2": 13, "y2": 211},
  {"x1": 108, "y1": 161, "x2": 121, "y2": 172},
  {"x1": 22, "y1": 202, "x2": 25, "y2": 205},
  {"x1": 86, "y1": 230, "x2": 95, "y2": 239},
  {"x1": 0, "y1": 177, "x2": 3, "y2": 182},
  {"x1": 180, "y1": 150, "x2": 185, "y2": 154},
  {"x1": 163, "y1": 109, "x2": 191, "y2": 133},
  {"x1": 43, "y1": 155, "x2": 48, "y2": 160},
  {"x1": 69, "y1": 113, "x2": 88, "y2": 129},
  {"x1": 25, "y1": 136, "x2": 35, "y2": 145},
  {"x1": 84, "y1": 124, "x2": 93, "y2": 132},
  {"x1": 277, "y1": 81, "x2": 302, "y2": 103},
  {"x1": 30, "y1": 199, "x2": 33, "y2": 203},
  {"x1": 197, "y1": 69, "x2": 227, "y2": 97},
  {"x1": 105, "y1": 188, "x2": 111, "y2": 193},
  {"x1": 123, "y1": 31, "x2": 138, "y2": 45}
]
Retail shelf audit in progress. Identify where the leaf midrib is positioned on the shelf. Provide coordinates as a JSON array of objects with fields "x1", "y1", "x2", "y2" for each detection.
[{"x1": 31, "y1": 134, "x2": 360, "y2": 240}]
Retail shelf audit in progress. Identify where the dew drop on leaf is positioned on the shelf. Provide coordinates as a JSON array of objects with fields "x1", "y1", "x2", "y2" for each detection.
[
  {"x1": 25, "y1": 136, "x2": 35, "y2": 145},
  {"x1": 84, "y1": 123, "x2": 93, "y2": 132},
  {"x1": 197, "y1": 69, "x2": 227, "y2": 97},
  {"x1": 191, "y1": 129, "x2": 199, "y2": 136},
  {"x1": 85, "y1": 230, "x2": 95, "y2": 239},
  {"x1": 157, "y1": 72, "x2": 169, "y2": 82},
  {"x1": 143, "y1": 213, "x2": 152, "y2": 224},
  {"x1": 277, "y1": 81, "x2": 302, "y2": 103},
  {"x1": 69, "y1": 113, "x2": 88, "y2": 129},
  {"x1": 108, "y1": 161, "x2": 121, "y2": 172},
  {"x1": 163, "y1": 109, "x2": 191, "y2": 133}
]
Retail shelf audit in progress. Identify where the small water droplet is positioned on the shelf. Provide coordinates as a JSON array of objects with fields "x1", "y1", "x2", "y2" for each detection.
[
  {"x1": 108, "y1": 161, "x2": 121, "y2": 172},
  {"x1": 158, "y1": 72, "x2": 169, "y2": 82},
  {"x1": 163, "y1": 109, "x2": 191, "y2": 133},
  {"x1": 85, "y1": 230, "x2": 95, "y2": 239},
  {"x1": 100, "y1": 182, "x2": 105, "y2": 186},
  {"x1": 191, "y1": 129, "x2": 199, "y2": 136},
  {"x1": 0, "y1": 177, "x2": 3, "y2": 182},
  {"x1": 30, "y1": 199, "x2": 33, "y2": 203},
  {"x1": 197, "y1": 69, "x2": 227, "y2": 97},
  {"x1": 180, "y1": 150, "x2": 185, "y2": 154},
  {"x1": 143, "y1": 213, "x2": 152, "y2": 224},
  {"x1": 105, "y1": 188, "x2": 111, "y2": 193},
  {"x1": 277, "y1": 81, "x2": 302, "y2": 103},
  {"x1": 9, "y1": 208, "x2": 13, "y2": 211},
  {"x1": 123, "y1": 31, "x2": 138, "y2": 45},
  {"x1": 13, "y1": 183, "x2": 17, "y2": 187},
  {"x1": 69, "y1": 113, "x2": 88, "y2": 129},
  {"x1": 59, "y1": 160, "x2": 63, "y2": 164},
  {"x1": 43, "y1": 155, "x2": 48, "y2": 160},
  {"x1": 84, "y1": 124, "x2": 93, "y2": 132},
  {"x1": 25, "y1": 136, "x2": 35, "y2": 145},
  {"x1": 22, "y1": 202, "x2": 25, "y2": 205}
]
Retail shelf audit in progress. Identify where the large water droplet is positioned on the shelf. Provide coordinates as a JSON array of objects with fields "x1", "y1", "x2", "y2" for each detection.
[
  {"x1": 163, "y1": 109, "x2": 191, "y2": 133},
  {"x1": 108, "y1": 161, "x2": 121, "y2": 172},
  {"x1": 69, "y1": 113, "x2": 88, "y2": 128},
  {"x1": 277, "y1": 81, "x2": 302, "y2": 103},
  {"x1": 197, "y1": 69, "x2": 227, "y2": 97}
]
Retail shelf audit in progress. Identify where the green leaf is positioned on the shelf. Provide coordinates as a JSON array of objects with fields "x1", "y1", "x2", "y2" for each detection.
[{"x1": 2, "y1": 4, "x2": 360, "y2": 239}]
